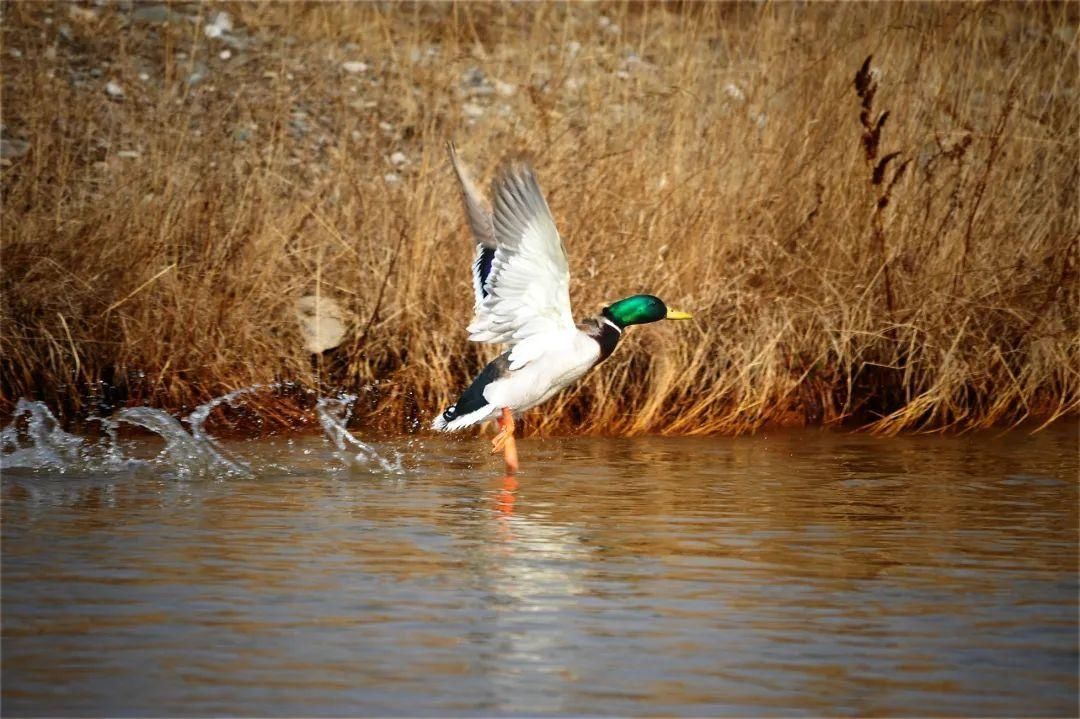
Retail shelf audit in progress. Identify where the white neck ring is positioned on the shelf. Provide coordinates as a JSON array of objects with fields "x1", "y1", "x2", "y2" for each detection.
[{"x1": 601, "y1": 317, "x2": 623, "y2": 334}]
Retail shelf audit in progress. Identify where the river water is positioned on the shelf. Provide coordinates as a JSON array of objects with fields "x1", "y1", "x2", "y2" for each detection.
[{"x1": 2, "y1": 416, "x2": 1077, "y2": 716}]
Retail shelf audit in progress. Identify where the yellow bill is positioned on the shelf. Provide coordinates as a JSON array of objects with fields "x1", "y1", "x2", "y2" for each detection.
[{"x1": 666, "y1": 309, "x2": 693, "y2": 320}]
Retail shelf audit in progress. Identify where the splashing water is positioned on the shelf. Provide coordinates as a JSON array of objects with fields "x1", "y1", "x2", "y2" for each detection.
[
  {"x1": 316, "y1": 394, "x2": 403, "y2": 474},
  {"x1": 113, "y1": 406, "x2": 250, "y2": 479},
  {"x1": 1, "y1": 386, "x2": 404, "y2": 478},
  {"x1": 1, "y1": 399, "x2": 88, "y2": 471}
]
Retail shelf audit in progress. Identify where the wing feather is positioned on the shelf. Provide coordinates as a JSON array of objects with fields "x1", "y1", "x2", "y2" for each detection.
[
  {"x1": 467, "y1": 160, "x2": 574, "y2": 345},
  {"x1": 447, "y1": 142, "x2": 497, "y2": 309}
]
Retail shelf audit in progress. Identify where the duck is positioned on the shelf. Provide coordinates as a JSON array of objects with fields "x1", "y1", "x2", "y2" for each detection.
[{"x1": 433, "y1": 144, "x2": 692, "y2": 473}]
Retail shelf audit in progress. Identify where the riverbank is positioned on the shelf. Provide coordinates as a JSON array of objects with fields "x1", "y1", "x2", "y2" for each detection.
[{"x1": 2, "y1": 2, "x2": 1076, "y2": 435}]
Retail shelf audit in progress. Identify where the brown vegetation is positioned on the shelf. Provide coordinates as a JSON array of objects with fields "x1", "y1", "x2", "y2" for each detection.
[{"x1": 2, "y1": 2, "x2": 1077, "y2": 435}]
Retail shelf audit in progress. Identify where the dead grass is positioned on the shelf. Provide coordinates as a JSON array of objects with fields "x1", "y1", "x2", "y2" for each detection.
[{"x1": 1, "y1": 1, "x2": 1077, "y2": 435}]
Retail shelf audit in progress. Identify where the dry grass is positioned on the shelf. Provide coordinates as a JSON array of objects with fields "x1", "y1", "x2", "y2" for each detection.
[{"x1": 2, "y1": 1, "x2": 1077, "y2": 435}]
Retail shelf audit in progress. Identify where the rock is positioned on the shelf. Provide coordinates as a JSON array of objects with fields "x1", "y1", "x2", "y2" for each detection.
[
  {"x1": 598, "y1": 15, "x2": 620, "y2": 35},
  {"x1": 462, "y1": 66, "x2": 485, "y2": 87},
  {"x1": 1054, "y1": 25, "x2": 1076, "y2": 46},
  {"x1": 138, "y1": 71, "x2": 150, "y2": 81},
  {"x1": 116, "y1": 150, "x2": 140, "y2": 159},
  {"x1": 389, "y1": 151, "x2": 407, "y2": 166},
  {"x1": 68, "y1": 5, "x2": 98, "y2": 23},
  {"x1": 1, "y1": 139, "x2": 30, "y2": 159},
  {"x1": 462, "y1": 102, "x2": 484, "y2": 119},
  {"x1": 203, "y1": 11, "x2": 232, "y2": 38},
  {"x1": 219, "y1": 49, "x2": 231, "y2": 60},
  {"x1": 383, "y1": 172, "x2": 401, "y2": 185},
  {"x1": 493, "y1": 79, "x2": 516, "y2": 97},
  {"x1": 218, "y1": 34, "x2": 247, "y2": 51},
  {"x1": 132, "y1": 5, "x2": 174, "y2": 24},
  {"x1": 186, "y1": 63, "x2": 208, "y2": 86},
  {"x1": 342, "y1": 61, "x2": 368, "y2": 74},
  {"x1": 105, "y1": 80, "x2": 124, "y2": 100}
]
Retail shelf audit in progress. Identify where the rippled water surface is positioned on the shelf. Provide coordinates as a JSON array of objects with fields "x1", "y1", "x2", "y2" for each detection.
[{"x1": 3, "y1": 425, "x2": 1077, "y2": 716}]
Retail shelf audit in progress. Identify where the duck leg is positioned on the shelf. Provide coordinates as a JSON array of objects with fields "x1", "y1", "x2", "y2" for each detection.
[{"x1": 490, "y1": 407, "x2": 519, "y2": 474}]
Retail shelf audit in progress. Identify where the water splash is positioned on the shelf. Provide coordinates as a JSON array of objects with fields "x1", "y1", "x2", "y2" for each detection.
[
  {"x1": 2, "y1": 386, "x2": 405, "y2": 478},
  {"x1": 316, "y1": 394, "x2": 403, "y2": 474},
  {"x1": 113, "y1": 406, "x2": 249, "y2": 479},
  {"x1": 1, "y1": 399, "x2": 87, "y2": 471}
]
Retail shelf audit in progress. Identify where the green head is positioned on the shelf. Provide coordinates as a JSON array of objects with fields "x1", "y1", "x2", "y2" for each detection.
[{"x1": 602, "y1": 294, "x2": 693, "y2": 328}]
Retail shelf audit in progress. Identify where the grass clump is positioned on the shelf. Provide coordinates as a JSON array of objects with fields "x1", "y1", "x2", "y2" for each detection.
[{"x1": 1, "y1": 2, "x2": 1077, "y2": 435}]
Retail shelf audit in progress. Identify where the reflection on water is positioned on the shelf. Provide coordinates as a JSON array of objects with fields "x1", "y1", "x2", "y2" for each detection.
[{"x1": 3, "y1": 425, "x2": 1077, "y2": 716}]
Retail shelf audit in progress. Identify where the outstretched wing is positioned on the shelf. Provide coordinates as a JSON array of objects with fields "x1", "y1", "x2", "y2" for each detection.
[
  {"x1": 467, "y1": 159, "x2": 575, "y2": 345},
  {"x1": 447, "y1": 142, "x2": 497, "y2": 309}
]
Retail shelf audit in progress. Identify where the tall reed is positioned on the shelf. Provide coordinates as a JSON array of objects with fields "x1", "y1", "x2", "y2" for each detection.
[{"x1": 2, "y1": 2, "x2": 1076, "y2": 434}]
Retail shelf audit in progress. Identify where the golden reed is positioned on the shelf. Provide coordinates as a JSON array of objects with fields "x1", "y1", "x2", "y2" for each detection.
[{"x1": 2, "y1": 2, "x2": 1076, "y2": 435}]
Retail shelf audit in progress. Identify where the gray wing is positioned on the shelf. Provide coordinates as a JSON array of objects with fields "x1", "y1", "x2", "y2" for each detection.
[{"x1": 447, "y1": 142, "x2": 497, "y2": 308}]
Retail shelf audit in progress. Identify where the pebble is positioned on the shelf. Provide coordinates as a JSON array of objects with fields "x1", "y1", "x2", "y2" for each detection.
[
  {"x1": 342, "y1": 61, "x2": 368, "y2": 74},
  {"x1": 723, "y1": 83, "x2": 745, "y2": 102},
  {"x1": 598, "y1": 16, "x2": 620, "y2": 36},
  {"x1": 1, "y1": 139, "x2": 30, "y2": 159},
  {"x1": 68, "y1": 5, "x2": 98, "y2": 23},
  {"x1": 138, "y1": 71, "x2": 150, "y2": 81},
  {"x1": 389, "y1": 151, "x2": 407, "y2": 166},
  {"x1": 383, "y1": 172, "x2": 401, "y2": 185},
  {"x1": 462, "y1": 102, "x2": 484, "y2": 119},
  {"x1": 219, "y1": 49, "x2": 231, "y2": 60},
  {"x1": 117, "y1": 150, "x2": 141, "y2": 159},
  {"x1": 132, "y1": 4, "x2": 174, "y2": 24},
  {"x1": 204, "y1": 11, "x2": 232, "y2": 39},
  {"x1": 105, "y1": 80, "x2": 124, "y2": 99},
  {"x1": 494, "y1": 79, "x2": 516, "y2": 97},
  {"x1": 462, "y1": 67, "x2": 486, "y2": 87},
  {"x1": 186, "y1": 63, "x2": 208, "y2": 86}
]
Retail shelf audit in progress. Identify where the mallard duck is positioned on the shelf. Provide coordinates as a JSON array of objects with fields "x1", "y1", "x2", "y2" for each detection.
[{"x1": 433, "y1": 144, "x2": 692, "y2": 472}]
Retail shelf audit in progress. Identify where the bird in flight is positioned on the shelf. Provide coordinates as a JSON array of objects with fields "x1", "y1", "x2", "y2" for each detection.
[{"x1": 433, "y1": 143, "x2": 692, "y2": 473}]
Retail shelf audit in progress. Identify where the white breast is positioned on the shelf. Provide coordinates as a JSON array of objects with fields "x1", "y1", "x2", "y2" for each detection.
[{"x1": 481, "y1": 329, "x2": 599, "y2": 413}]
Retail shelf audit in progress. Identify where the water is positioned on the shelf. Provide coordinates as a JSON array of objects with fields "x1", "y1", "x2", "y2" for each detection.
[{"x1": 1, "y1": 399, "x2": 1077, "y2": 717}]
